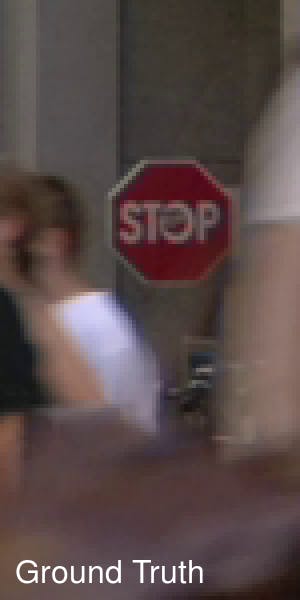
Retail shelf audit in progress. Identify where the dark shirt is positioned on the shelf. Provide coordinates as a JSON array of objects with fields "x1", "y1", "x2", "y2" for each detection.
[{"x1": 0, "y1": 286, "x2": 45, "y2": 414}]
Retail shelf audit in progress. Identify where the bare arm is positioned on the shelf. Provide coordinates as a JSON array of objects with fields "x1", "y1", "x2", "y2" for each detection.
[
  {"x1": 220, "y1": 223, "x2": 300, "y2": 454},
  {"x1": 25, "y1": 301, "x2": 104, "y2": 409}
]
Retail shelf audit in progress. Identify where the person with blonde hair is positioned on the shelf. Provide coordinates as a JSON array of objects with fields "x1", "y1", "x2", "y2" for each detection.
[
  {"x1": 220, "y1": 41, "x2": 300, "y2": 458},
  {"x1": 26, "y1": 174, "x2": 161, "y2": 434}
]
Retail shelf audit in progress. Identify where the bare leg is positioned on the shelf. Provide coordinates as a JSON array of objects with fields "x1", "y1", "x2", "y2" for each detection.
[{"x1": 220, "y1": 224, "x2": 300, "y2": 457}]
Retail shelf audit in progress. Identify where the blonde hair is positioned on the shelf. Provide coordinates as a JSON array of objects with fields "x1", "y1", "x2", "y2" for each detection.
[
  {"x1": 30, "y1": 174, "x2": 84, "y2": 262},
  {"x1": 0, "y1": 165, "x2": 39, "y2": 219}
]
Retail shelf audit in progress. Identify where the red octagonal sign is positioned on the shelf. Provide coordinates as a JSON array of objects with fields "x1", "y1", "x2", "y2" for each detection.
[{"x1": 109, "y1": 160, "x2": 232, "y2": 284}]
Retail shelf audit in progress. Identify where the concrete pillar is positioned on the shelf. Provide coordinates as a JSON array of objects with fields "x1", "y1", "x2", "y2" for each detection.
[
  {"x1": 3, "y1": 0, "x2": 38, "y2": 167},
  {"x1": 3, "y1": 0, "x2": 119, "y2": 287},
  {"x1": 281, "y1": 0, "x2": 300, "y2": 56}
]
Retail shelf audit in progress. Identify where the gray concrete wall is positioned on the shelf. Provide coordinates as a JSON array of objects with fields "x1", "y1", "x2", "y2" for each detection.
[
  {"x1": 121, "y1": 0, "x2": 280, "y2": 185},
  {"x1": 1, "y1": 0, "x2": 281, "y2": 382},
  {"x1": 119, "y1": 0, "x2": 281, "y2": 381}
]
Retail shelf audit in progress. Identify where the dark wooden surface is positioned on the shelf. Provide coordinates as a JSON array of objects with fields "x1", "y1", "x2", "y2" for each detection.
[{"x1": 1, "y1": 414, "x2": 300, "y2": 599}]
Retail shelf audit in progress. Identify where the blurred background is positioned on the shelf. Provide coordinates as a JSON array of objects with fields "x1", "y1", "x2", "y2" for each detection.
[
  {"x1": 1, "y1": 3, "x2": 300, "y2": 598},
  {"x1": 3, "y1": 1, "x2": 298, "y2": 431},
  {"x1": 2, "y1": 0, "x2": 293, "y2": 387}
]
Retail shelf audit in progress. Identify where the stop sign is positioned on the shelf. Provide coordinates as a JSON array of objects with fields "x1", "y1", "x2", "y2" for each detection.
[{"x1": 109, "y1": 160, "x2": 232, "y2": 284}]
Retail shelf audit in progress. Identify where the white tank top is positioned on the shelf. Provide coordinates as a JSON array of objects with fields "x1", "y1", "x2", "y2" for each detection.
[
  {"x1": 245, "y1": 67, "x2": 300, "y2": 224},
  {"x1": 51, "y1": 291, "x2": 161, "y2": 433}
]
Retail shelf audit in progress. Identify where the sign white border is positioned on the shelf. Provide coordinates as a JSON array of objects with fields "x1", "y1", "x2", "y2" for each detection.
[{"x1": 107, "y1": 158, "x2": 235, "y2": 287}]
